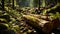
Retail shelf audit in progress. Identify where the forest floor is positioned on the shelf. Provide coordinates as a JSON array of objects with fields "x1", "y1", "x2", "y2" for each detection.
[{"x1": 0, "y1": 3, "x2": 60, "y2": 34}]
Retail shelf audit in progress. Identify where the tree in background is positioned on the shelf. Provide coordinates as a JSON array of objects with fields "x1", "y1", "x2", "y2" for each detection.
[
  {"x1": 12, "y1": 0, "x2": 14, "y2": 9},
  {"x1": 1, "y1": 0, "x2": 4, "y2": 10}
]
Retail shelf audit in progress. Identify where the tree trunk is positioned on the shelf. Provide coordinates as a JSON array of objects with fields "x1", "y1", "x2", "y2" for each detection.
[
  {"x1": 12, "y1": 0, "x2": 14, "y2": 9},
  {"x1": 2, "y1": 0, "x2": 4, "y2": 10},
  {"x1": 38, "y1": 0, "x2": 40, "y2": 10}
]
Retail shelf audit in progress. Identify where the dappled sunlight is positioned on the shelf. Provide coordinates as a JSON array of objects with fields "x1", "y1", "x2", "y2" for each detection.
[{"x1": 0, "y1": 0, "x2": 60, "y2": 34}]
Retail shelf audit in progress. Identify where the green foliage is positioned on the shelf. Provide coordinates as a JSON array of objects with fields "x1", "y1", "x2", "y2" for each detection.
[{"x1": 0, "y1": 0, "x2": 60, "y2": 34}]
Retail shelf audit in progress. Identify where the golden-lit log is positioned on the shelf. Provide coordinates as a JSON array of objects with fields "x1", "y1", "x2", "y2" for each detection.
[
  {"x1": 22, "y1": 15, "x2": 51, "y2": 33},
  {"x1": 25, "y1": 14, "x2": 49, "y2": 20},
  {"x1": 22, "y1": 15, "x2": 60, "y2": 34}
]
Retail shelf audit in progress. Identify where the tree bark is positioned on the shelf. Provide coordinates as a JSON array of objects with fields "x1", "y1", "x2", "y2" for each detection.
[
  {"x1": 12, "y1": 0, "x2": 14, "y2": 9},
  {"x1": 2, "y1": 0, "x2": 4, "y2": 10}
]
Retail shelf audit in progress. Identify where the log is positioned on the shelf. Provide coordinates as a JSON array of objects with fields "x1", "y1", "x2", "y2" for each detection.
[
  {"x1": 27, "y1": 14, "x2": 49, "y2": 21},
  {"x1": 23, "y1": 15, "x2": 53, "y2": 34},
  {"x1": 22, "y1": 15, "x2": 60, "y2": 34}
]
